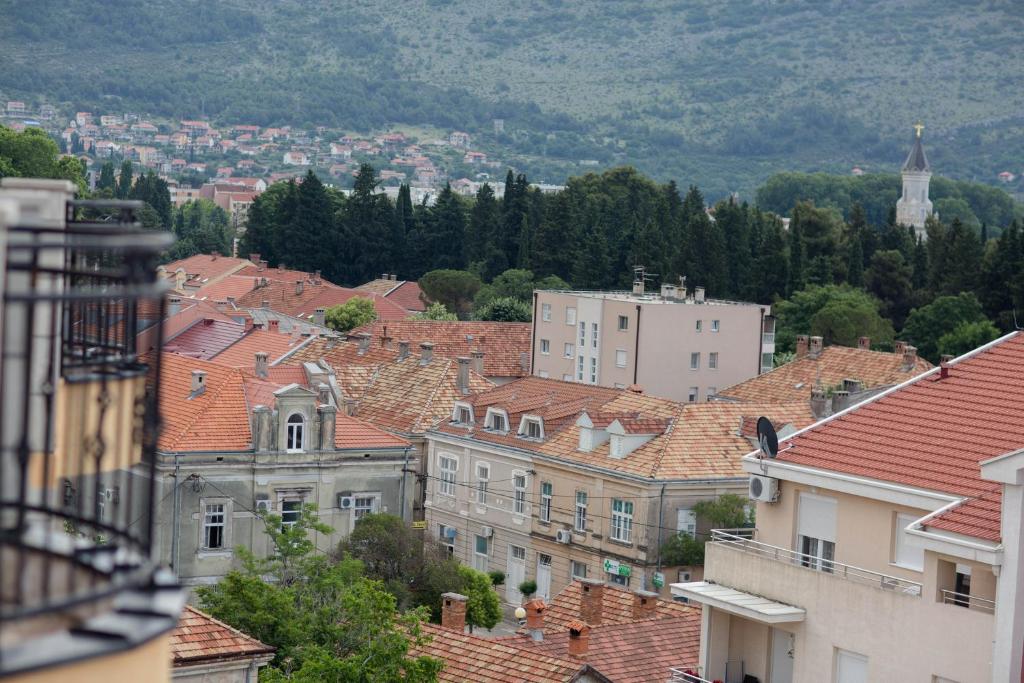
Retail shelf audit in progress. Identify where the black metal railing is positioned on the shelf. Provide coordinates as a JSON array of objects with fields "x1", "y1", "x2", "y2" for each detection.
[{"x1": 0, "y1": 198, "x2": 172, "y2": 628}]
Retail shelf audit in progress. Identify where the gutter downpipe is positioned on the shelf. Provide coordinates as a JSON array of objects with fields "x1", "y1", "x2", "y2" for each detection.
[
  {"x1": 171, "y1": 452, "x2": 181, "y2": 575},
  {"x1": 530, "y1": 291, "x2": 538, "y2": 376},
  {"x1": 758, "y1": 307, "x2": 766, "y2": 375},
  {"x1": 633, "y1": 304, "x2": 641, "y2": 385},
  {"x1": 655, "y1": 483, "x2": 666, "y2": 574},
  {"x1": 399, "y1": 445, "x2": 412, "y2": 521}
]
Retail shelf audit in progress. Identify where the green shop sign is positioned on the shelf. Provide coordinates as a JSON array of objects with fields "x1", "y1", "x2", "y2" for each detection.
[{"x1": 602, "y1": 558, "x2": 631, "y2": 577}]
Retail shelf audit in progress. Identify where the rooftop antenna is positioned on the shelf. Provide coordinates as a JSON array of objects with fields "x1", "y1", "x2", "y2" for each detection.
[
  {"x1": 756, "y1": 416, "x2": 779, "y2": 475},
  {"x1": 632, "y1": 265, "x2": 657, "y2": 295}
]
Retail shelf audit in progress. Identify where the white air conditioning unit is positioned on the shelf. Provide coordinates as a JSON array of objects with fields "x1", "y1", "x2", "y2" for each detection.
[
  {"x1": 749, "y1": 474, "x2": 780, "y2": 503},
  {"x1": 678, "y1": 570, "x2": 692, "y2": 582},
  {"x1": 255, "y1": 499, "x2": 271, "y2": 514},
  {"x1": 338, "y1": 495, "x2": 355, "y2": 510},
  {"x1": 555, "y1": 529, "x2": 572, "y2": 544},
  {"x1": 480, "y1": 525, "x2": 494, "y2": 538}
]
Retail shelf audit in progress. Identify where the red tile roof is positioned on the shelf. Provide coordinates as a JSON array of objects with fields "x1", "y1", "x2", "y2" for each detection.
[
  {"x1": 349, "y1": 320, "x2": 531, "y2": 377},
  {"x1": 333, "y1": 414, "x2": 410, "y2": 450},
  {"x1": 191, "y1": 274, "x2": 260, "y2": 301},
  {"x1": 718, "y1": 345, "x2": 933, "y2": 403},
  {"x1": 542, "y1": 581, "x2": 697, "y2": 631},
  {"x1": 211, "y1": 329, "x2": 316, "y2": 367},
  {"x1": 170, "y1": 606, "x2": 274, "y2": 666},
  {"x1": 356, "y1": 279, "x2": 427, "y2": 311},
  {"x1": 165, "y1": 318, "x2": 245, "y2": 360},
  {"x1": 235, "y1": 279, "x2": 408, "y2": 321},
  {"x1": 775, "y1": 332, "x2": 1024, "y2": 542},
  {"x1": 163, "y1": 254, "x2": 251, "y2": 290}
]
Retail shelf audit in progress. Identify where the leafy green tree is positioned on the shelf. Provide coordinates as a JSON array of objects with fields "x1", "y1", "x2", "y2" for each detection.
[
  {"x1": 169, "y1": 199, "x2": 232, "y2": 259},
  {"x1": 936, "y1": 320, "x2": 1001, "y2": 359},
  {"x1": 458, "y1": 565, "x2": 501, "y2": 631},
  {"x1": 865, "y1": 249, "x2": 913, "y2": 328},
  {"x1": 411, "y1": 302, "x2": 458, "y2": 321},
  {"x1": 418, "y1": 270, "x2": 481, "y2": 319},
  {"x1": 774, "y1": 284, "x2": 895, "y2": 351},
  {"x1": 693, "y1": 494, "x2": 752, "y2": 529},
  {"x1": 325, "y1": 297, "x2": 377, "y2": 333},
  {"x1": 474, "y1": 296, "x2": 532, "y2": 322},
  {"x1": 0, "y1": 126, "x2": 86, "y2": 191},
  {"x1": 659, "y1": 532, "x2": 705, "y2": 566},
  {"x1": 901, "y1": 293, "x2": 990, "y2": 362}
]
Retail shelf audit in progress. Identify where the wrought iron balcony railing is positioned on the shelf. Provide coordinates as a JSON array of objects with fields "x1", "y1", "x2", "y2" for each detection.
[{"x1": 0, "y1": 196, "x2": 172, "y2": 634}]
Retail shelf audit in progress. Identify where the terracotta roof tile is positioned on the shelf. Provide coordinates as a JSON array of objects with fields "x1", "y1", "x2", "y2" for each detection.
[
  {"x1": 191, "y1": 274, "x2": 260, "y2": 301},
  {"x1": 718, "y1": 345, "x2": 933, "y2": 403},
  {"x1": 163, "y1": 254, "x2": 251, "y2": 290},
  {"x1": 211, "y1": 329, "x2": 316, "y2": 367},
  {"x1": 775, "y1": 332, "x2": 1024, "y2": 542},
  {"x1": 542, "y1": 581, "x2": 697, "y2": 631},
  {"x1": 349, "y1": 320, "x2": 532, "y2": 377},
  {"x1": 164, "y1": 318, "x2": 245, "y2": 360},
  {"x1": 356, "y1": 279, "x2": 427, "y2": 311},
  {"x1": 170, "y1": 606, "x2": 274, "y2": 666},
  {"x1": 235, "y1": 279, "x2": 408, "y2": 321},
  {"x1": 158, "y1": 354, "x2": 252, "y2": 451}
]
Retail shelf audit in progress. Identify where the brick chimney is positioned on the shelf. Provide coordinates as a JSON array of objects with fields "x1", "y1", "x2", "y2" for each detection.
[
  {"x1": 810, "y1": 382, "x2": 828, "y2": 419},
  {"x1": 939, "y1": 359, "x2": 952, "y2": 380},
  {"x1": 457, "y1": 357, "x2": 471, "y2": 395},
  {"x1": 567, "y1": 620, "x2": 591, "y2": 658},
  {"x1": 632, "y1": 590, "x2": 659, "y2": 620},
  {"x1": 356, "y1": 332, "x2": 371, "y2": 355},
  {"x1": 809, "y1": 335, "x2": 823, "y2": 359},
  {"x1": 269, "y1": 319, "x2": 280, "y2": 333},
  {"x1": 894, "y1": 340, "x2": 908, "y2": 355},
  {"x1": 419, "y1": 341, "x2": 434, "y2": 365},
  {"x1": 214, "y1": 299, "x2": 228, "y2": 312},
  {"x1": 471, "y1": 350, "x2": 485, "y2": 375},
  {"x1": 795, "y1": 335, "x2": 809, "y2": 359},
  {"x1": 294, "y1": 279, "x2": 304, "y2": 295},
  {"x1": 441, "y1": 592, "x2": 467, "y2": 632},
  {"x1": 254, "y1": 351, "x2": 269, "y2": 378},
  {"x1": 578, "y1": 578, "x2": 604, "y2": 626},
  {"x1": 627, "y1": 384, "x2": 644, "y2": 394},
  {"x1": 314, "y1": 307, "x2": 326, "y2": 327},
  {"x1": 398, "y1": 340, "x2": 410, "y2": 361},
  {"x1": 901, "y1": 345, "x2": 918, "y2": 371},
  {"x1": 243, "y1": 316, "x2": 254, "y2": 332},
  {"x1": 249, "y1": 252, "x2": 261, "y2": 264},
  {"x1": 524, "y1": 598, "x2": 546, "y2": 641},
  {"x1": 858, "y1": 336, "x2": 870, "y2": 351}
]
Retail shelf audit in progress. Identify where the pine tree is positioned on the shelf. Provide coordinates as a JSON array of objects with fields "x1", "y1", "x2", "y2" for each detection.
[
  {"x1": 97, "y1": 162, "x2": 115, "y2": 193},
  {"x1": 390, "y1": 184, "x2": 412, "y2": 275},
  {"x1": 288, "y1": 171, "x2": 338, "y2": 280},
  {"x1": 116, "y1": 160, "x2": 133, "y2": 199},
  {"x1": 341, "y1": 164, "x2": 393, "y2": 284},
  {"x1": 787, "y1": 216, "x2": 806, "y2": 295},
  {"x1": 427, "y1": 184, "x2": 467, "y2": 270},
  {"x1": 846, "y1": 233, "x2": 864, "y2": 288},
  {"x1": 754, "y1": 218, "x2": 789, "y2": 303},
  {"x1": 911, "y1": 237, "x2": 928, "y2": 290},
  {"x1": 942, "y1": 218, "x2": 982, "y2": 295}
]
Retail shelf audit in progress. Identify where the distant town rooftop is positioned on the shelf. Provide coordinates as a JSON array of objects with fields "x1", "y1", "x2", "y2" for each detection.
[{"x1": 538, "y1": 285, "x2": 766, "y2": 308}]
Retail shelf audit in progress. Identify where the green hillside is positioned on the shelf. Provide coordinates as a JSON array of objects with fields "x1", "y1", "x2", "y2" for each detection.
[{"x1": 2, "y1": 0, "x2": 1023, "y2": 198}]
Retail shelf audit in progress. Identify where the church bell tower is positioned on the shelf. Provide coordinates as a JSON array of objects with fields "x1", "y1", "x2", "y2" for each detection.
[{"x1": 895, "y1": 123, "x2": 933, "y2": 240}]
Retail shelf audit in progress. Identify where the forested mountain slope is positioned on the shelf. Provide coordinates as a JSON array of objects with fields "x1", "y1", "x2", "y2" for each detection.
[{"x1": 2, "y1": 0, "x2": 1022, "y2": 197}]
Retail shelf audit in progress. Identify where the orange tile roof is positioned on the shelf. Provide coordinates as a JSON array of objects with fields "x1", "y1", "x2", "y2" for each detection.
[
  {"x1": 163, "y1": 254, "x2": 251, "y2": 289},
  {"x1": 158, "y1": 353, "x2": 252, "y2": 451},
  {"x1": 356, "y1": 279, "x2": 427, "y2": 312},
  {"x1": 191, "y1": 274, "x2": 260, "y2": 301},
  {"x1": 356, "y1": 278, "x2": 403, "y2": 296},
  {"x1": 334, "y1": 414, "x2": 411, "y2": 450},
  {"x1": 235, "y1": 279, "x2": 408, "y2": 321},
  {"x1": 775, "y1": 332, "x2": 1024, "y2": 542},
  {"x1": 349, "y1": 320, "x2": 531, "y2": 377},
  {"x1": 717, "y1": 345, "x2": 933, "y2": 403},
  {"x1": 437, "y1": 378, "x2": 814, "y2": 480},
  {"x1": 164, "y1": 318, "x2": 245, "y2": 360},
  {"x1": 542, "y1": 581, "x2": 698, "y2": 631},
  {"x1": 211, "y1": 329, "x2": 316, "y2": 367},
  {"x1": 170, "y1": 606, "x2": 274, "y2": 666}
]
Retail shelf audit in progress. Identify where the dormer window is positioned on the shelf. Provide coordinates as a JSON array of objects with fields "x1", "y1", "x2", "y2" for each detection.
[
  {"x1": 286, "y1": 413, "x2": 305, "y2": 452},
  {"x1": 518, "y1": 415, "x2": 544, "y2": 440},
  {"x1": 610, "y1": 435, "x2": 623, "y2": 458},
  {"x1": 452, "y1": 401, "x2": 474, "y2": 425},
  {"x1": 484, "y1": 408, "x2": 509, "y2": 433}
]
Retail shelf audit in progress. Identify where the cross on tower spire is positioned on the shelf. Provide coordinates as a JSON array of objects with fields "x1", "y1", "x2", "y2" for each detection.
[{"x1": 913, "y1": 122, "x2": 924, "y2": 138}]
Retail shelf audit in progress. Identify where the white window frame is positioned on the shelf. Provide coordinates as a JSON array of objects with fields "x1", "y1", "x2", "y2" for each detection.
[
  {"x1": 695, "y1": 320, "x2": 702, "y2": 333},
  {"x1": 476, "y1": 462, "x2": 490, "y2": 506},
  {"x1": 797, "y1": 492, "x2": 837, "y2": 573},
  {"x1": 452, "y1": 401, "x2": 474, "y2": 424},
  {"x1": 540, "y1": 338, "x2": 550, "y2": 355},
  {"x1": 571, "y1": 560, "x2": 587, "y2": 579},
  {"x1": 590, "y1": 357, "x2": 597, "y2": 383},
  {"x1": 610, "y1": 498, "x2": 634, "y2": 543},
  {"x1": 201, "y1": 499, "x2": 230, "y2": 551},
  {"x1": 591, "y1": 322, "x2": 598, "y2": 348},
  {"x1": 540, "y1": 482, "x2": 553, "y2": 523},
  {"x1": 280, "y1": 499, "x2": 302, "y2": 529},
  {"x1": 893, "y1": 512, "x2": 924, "y2": 571},
  {"x1": 615, "y1": 349, "x2": 627, "y2": 368},
  {"x1": 578, "y1": 321, "x2": 586, "y2": 348},
  {"x1": 473, "y1": 534, "x2": 489, "y2": 572},
  {"x1": 513, "y1": 472, "x2": 527, "y2": 515},
  {"x1": 352, "y1": 493, "x2": 380, "y2": 521},
  {"x1": 711, "y1": 319, "x2": 720, "y2": 332},
  {"x1": 709, "y1": 352, "x2": 718, "y2": 370},
  {"x1": 518, "y1": 415, "x2": 544, "y2": 440},
  {"x1": 577, "y1": 354, "x2": 584, "y2": 381},
  {"x1": 688, "y1": 386, "x2": 698, "y2": 402},
  {"x1": 484, "y1": 408, "x2": 509, "y2": 433},
  {"x1": 575, "y1": 491, "x2": 588, "y2": 532},
  {"x1": 286, "y1": 412, "x2": 306, "y2": 452},
  {"x1": 541, "y1": 303, "x2": 552, "y2": 322},
  {"x1": 677, "y1": 507, "x2": 697, "y2": 538},
  {"x1": 564, "y1": 342, "x2": 574, "y2": 358},
  {"x1": 438, "y1": 454, "x2": 458, "y2": 497},
  {"x1": 617, "y1": 315, "x2": 628, "y2": 331},
  {"x1": 834, "y1": 649, "x2": 868, "y2": 683},
  {"x1": 707, "y1": 385, "x2": 717, "y2": 397},
  {"x1": 566, "y1": 307, "x2": 577, "y2": 325},
  {"x1": 562, "y1": 373, "x2": 573, "y2": 382},
  {"x1": 438, "y1": 524, "x2": 455, "y2": 556},
  {"x1": 690, "y1": 352, "x2": 700, "y2": 370}
]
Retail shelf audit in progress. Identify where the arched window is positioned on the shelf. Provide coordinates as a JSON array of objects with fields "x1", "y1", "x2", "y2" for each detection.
[{"x1": 286, "y1": 413, "x2": 305, "y2": 452}]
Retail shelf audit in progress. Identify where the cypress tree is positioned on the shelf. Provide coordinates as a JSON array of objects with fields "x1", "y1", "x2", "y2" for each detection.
[
  {"x1": 787, "y1": 217, "x2": 806, "y2": 295},
  {"x1": 846, "y1": 233, "x2": 864, "y2": 288},
  {"x1": 288, "y1": 171, "x2": 338, "y2": 280},
  {"x1": 97, "y1": 162, "x2": 115, "y2": 192},
  {"x1": 911, "y1": 236, "x2": 928, "y2": 290},
  {"x1": 428, "y1": 184, "x2": 467, "y2": 270},
  {"x1": 116, "y1": 160, "x2": 133, "y2": 199}
]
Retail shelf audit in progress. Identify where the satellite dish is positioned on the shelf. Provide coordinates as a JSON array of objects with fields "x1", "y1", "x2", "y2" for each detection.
[{"x1": 756, "y1": 416, "x2": 778, "y2": 459}]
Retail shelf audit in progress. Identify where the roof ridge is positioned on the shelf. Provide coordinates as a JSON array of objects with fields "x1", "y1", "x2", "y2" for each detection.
[
  {"x1": 417, "y1": 357, "x2": 454, "y2": 433},
  {"x1": 179, "y1": 605, "x2": 274, "y2": 653},
  {"x1": 164, "y1": 361, "x2": 249, "y2": 451}
]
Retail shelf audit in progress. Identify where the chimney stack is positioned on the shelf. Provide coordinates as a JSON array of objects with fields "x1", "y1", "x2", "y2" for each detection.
[
  {"x1": 356, "y1": 332, "x2": 371, "y2": 354},
  {"x1": 901, "y1": 345, "x2": 918, "y2": 371},
  {"x1": 519, "y1": 351, "x2": 529, "y2": 374},
  {"x1": 381, "y1": 272, "x2": 388, "y2": 280},
  {"x1": 457, "y1": 357, "x2": 471, "y2": 395},
  {"x1": 168, "y1": 295, "x2": 182, "y2": 317},
  {"x1": 314, "y1": 269, "x2": 321, "y2": 284},
  {"x1": 325, "y1": 333, "x2": 339, "y2": 350},
  {"x1": 567, "y1": 620, "x2": 591, "y2": 658},
  {"x1": 940, "y1": 354, "x2": 954, "y2": 364},
  {"x1": 249, "y1": 252, "x2": 261, "y2": 264},
  {"x1": 578, "y1": 578, "x2": 604, "y2": 626},
  {"x1": 390, "y1": 273, "x2": 397, "y2": 281},
  {"x1": 940, "y1": 359, "x2": 951, "y2": 380},
  {"x1": 314, "y1": 307, "x2": 326, "y2": 327},
  {"x1": 398, "y1": 340, "x2": 410, "y2": 361},
  {"x1": 632, "y1": 590, "x2": 659, "y2": 620},
  {"x1": 213, "y1": 299, "x2": 228, "y2": 312},
  {"x1": 440, "y1": 592, "x2": 467, "y2": 632},
  {"x1": 344, "y1": 397, "x2": 358, "y2": 417},
  {"x1": 226, "y1": 296, "x2": 236, "y2": 307},
  {"x1": 419, "y1": 341, "x2": 434, "y2": 365},
  {"x1": 795, "y1": 335, "x2": 809, "y2": 359},
  {"x1": 809, "y1": 335, "x2": 823, "y2": 359},
  {"x1": 190, "y1": 370, "x2": 207, "y2": 396},
  {"x1": 243, "y1": 316, "x2": 254, "y2": 332},
  {"x1": 295, "y1": 279, "x2": 304, "y2": 295},
  {"x1": 894, "y1": 340, "x2": 908, "y2": 355},
  {"x1": 841, "y1": 378, "x2": 863, "y2": 394},
  {"x1": 693, "y1": 286, "x2": 705, "y2": 303},
  {"x1": 524, "y1": 598, "x2": 546, "y2": 642},
  {"x1": 261, "y1": 298, "x2": 270, "y2": 310},
  {"x1": 471, "y1": 350, "x2": 485, "y2": 375},
  {"x1": 317, "y1": 382, "x2": 331, "y2": 405},
  {"x1": 858, "y1": 336, "x2": 871, "y2": 351},
  {"x1": 832, "y1": 390, "x2": 850, "y2": 413},
  {"x1": 269, "y1": 319, "x2": 280, "y2": 333},
  {"x1": 810, "y1": 382, "x2": 828, "y2": 419},
  {"x1": 254, "y1": 351, "x2": 269, "y2": 378}
]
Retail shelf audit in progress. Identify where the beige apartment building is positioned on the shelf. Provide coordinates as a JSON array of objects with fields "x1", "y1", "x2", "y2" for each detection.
[
  {"x1": 673, "y1": 332, "x2": 1024, "y2": 683},
  {"x1": 531, "y1": 283, "x2": 774, "y2": 404},
  {"x1": 424, "y1": 376, "x2": 812, "y2": 606}
]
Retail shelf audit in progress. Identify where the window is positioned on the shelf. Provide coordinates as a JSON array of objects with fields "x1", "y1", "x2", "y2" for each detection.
[
  {"x1": 487, "y1": 410, "x2": 508, "y2": 432},
  {"x1": 353, "y1": 495, "x2": 376, "y2": 520},
  {"x1": 797, "y1": 493, "x2": 837, "y2": 573},
  {"x1": 709, "y1": 352, "x2": 718, "y2": 370},
  {"x1": 617, "y1": 315, "x2": 629, "y2": 331},
  {"x1": 610, "y1": 499, "x2": 634, "y2": 543},
  {"x1": 523, "y1": 418, "x2": 542, "y2": 439},
  {"x1": 286, "y1": 413, "x2": 305, "y2": 452},
  {"x1": 592, "y1": 323, "x2": 598, "y2": 348},
  {"x1": 577, "y1": 354, "x2": 584, "y2": 381},
  {"x1": 761, "y1": 352, "x2": 774, "y2": 371},
  {"x1": 281, "y1": 500, "x2": 301, "y2": 529},
  {"x1": 688, "y1": 386, "x2": 698, "y2": 402},
  {"x1": 590, "y1": 357, "x2": 597, "y2": 383},
  {"x1": 203, "y1": 503, "x2": 226, "y2": 549},
  {"x1": 571, "y1": 561, "x2": 587, "y2": 579},
  {"x1": 575, "y1": 492, "x2": 588, "y2": 532},
  {"x1": 439, "y1": 455, "x2": 457, "y2": 496},
  {"x1": 952, "y1": 564, "x2": 973, "y2": 606},
  {"x1": 608, "y1": 572, "x2": 629, "y2": 587},
  {"x1": 677, "y1": 508, "x2": 696, "y2": 538},
  {"x1": 541, "y1": 303, "x2": 551, "y2": 321},
  {"x1": 695, "y1": 320, "x2": 702, "y2": 333},
  {"x1": 540, "y1": 482, "x2": 553, "y2": 522},
  {"x1": 438, "y1": 524, "x2": 455, "y2": 557},
  {"x1": 455, "y1": 405, "x2": 472, "y2": 424},
  {"x1": 835, "y1": 649, "x2": 868, "y2": 683},
  {"x1": 563, "y1": 373, "x2": 573, "y2": 382},
  {"x1": 564, "y1": 342, "x2": 574, "y2": 358},
  {"x1": 707, "y1": 386, "x2": 717, "y2": 397},
  {"x1": 711, "y1": 320, "x2": 720, "y2": 332},
  {"x1": 476, "y1": 463, "x2": 490, "y2": 505},
  {"x1": 541, "y1": 339, "x2": 550, "y2": 354},
  {"x1": 893, "y1": 512, "x2": 923, "y2": 571},
  {"x1": 566, "y1": 307, "x2": 576, "y2": 325},
  {"x1": 513, "y1": 473, "x2": 527, "y2": 515},
  {"x1": 690, "y1": 352, "x2": 700, "y2": 370},
  {"x1": 473, "y1": 534, "x2": 489, "y2": 571},
  {"x1": 610, "y1": 435, "x2": 623, "y2": 458},
  {"x1": 579, "y1": 321, "x2": 586, "y2": 347},
  {"x1": 615, "y1": 349, "x2": 627, "y2": 368}
]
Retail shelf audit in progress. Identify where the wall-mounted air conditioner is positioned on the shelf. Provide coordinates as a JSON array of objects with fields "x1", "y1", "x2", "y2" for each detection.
[
  {"x1": 749, "y1": 474, "x2": 780, "y2": 503},
  {"x1": 555, "y1": 529, "x2": 572, "y2": 544},
  {"x1": 338, "y1": 495, "x2": 355, "y2": 510},
  {"x1": 480, "y1": 525, "x2": 494, "y2": 538}
]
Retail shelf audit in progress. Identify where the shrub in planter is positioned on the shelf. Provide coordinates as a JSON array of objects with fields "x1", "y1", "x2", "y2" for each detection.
[
  {"x1": 489, "y1": 570, "x2": 506, "y2": 586},
  {"x1": 518, "y1": 579, "x2": 537, "y2": 598}
]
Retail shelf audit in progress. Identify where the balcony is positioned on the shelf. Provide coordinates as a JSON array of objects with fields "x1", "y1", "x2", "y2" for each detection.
[
  {"x1": 0, "y1": 181, "x2": 181, "y2": 677},
  {"x1": 668, "y1": 666, "x2": 714, "y2": 683},
  {"x1": 941, "y1": 589, "x2": 995, "y2": 614}
]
